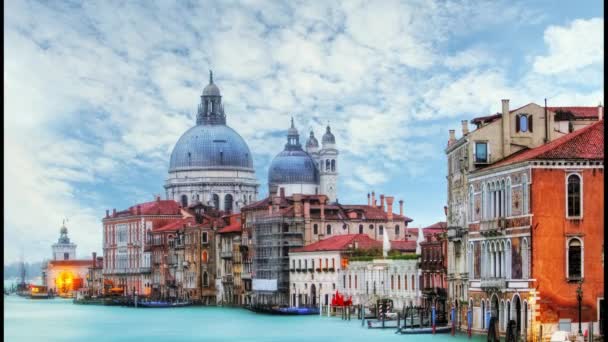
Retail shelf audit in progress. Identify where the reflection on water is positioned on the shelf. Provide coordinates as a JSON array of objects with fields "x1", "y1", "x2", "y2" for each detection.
[{"x1": 4, "y1": 296, "x2": 486, "y2": 342}]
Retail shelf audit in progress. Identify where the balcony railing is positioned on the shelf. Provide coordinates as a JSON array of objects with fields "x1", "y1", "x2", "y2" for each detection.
[
  {"x1": 480, "y1": 278, "x2": 506, "y2": 289},
  {"x1": 220, "y1": 250, "x2": 233, "y2": 259},
  {"x1": 222, "y1": 275, "x2": 233, "y2": 283},
  {"x1": 447, "y1": 226, "x2": 465, "y2": 240},
  {"x1": 479, "y1": 218, "x2": 506, "y2": 235}
]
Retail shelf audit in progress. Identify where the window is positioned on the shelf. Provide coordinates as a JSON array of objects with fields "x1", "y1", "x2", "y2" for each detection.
[
  {"x1": 224, "y1": 194, "x2": 233, "y2": 213},
  {"x1": 469, "y1": 186, "x2": 474, "y2": 221},
  {"x1": 567, "y1": 174, "x2": 582, "y2": 217},
  {"x1": 342, "y1": 224, "x2": 348, "y2": 230},
  {"x1": 359, "y1": 225, "x2": 364, "y2": 234},
  {"x1": 181, "y1": 195, "x2": 188, "y2": 208},
  {"x1": 326, "y1": 225, "x2": 331, "y2": 235},
  {"x1": 201, "y1": 232, "x2": 208, "y2": 244},
  {"x1": 568, "y1": 238, "x2": 582, "y2": 279},
  {"x1": 369, "y1": 224, "x2": 374, "y2": 230},
  {"x1": 331, "y1": 160, "x2": 336, "y2": 172},
  {"x1": 522, "y1": 174, "x2": 529, "y2": 214},
  {"x1": 475, "y1": 142, "x2": 488, "y2": 163},
  {"x1": 379, "y1": 225, "x2": 384, "y2": 235},
  {"x1": 212, "y1": 194, "x2": 220, "y2": 209},
  {"x1": 282, "y1": 223, "x2": 289, "y2": 233},
  {"x1": 516, "y1": 114, "x2": 533, "y2": 133},
  {"x1": 355, "y1": 275, "x2": 357, "y2": 289},
  {"x1": 313, "y1": 224, "x2": 318, "y2": 235},
  {"x1": 203, "y1": 272, "x2": 209, "y2": 287},
  {"x1": 395, "y1": 225, "x2": 400, "y2": 236},
  {"x1": 64, "y1": 252, "x2": 69, "y2": 260}
]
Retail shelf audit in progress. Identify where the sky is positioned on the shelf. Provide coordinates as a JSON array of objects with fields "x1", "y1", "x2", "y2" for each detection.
[{"x1": 4, "y1": 0, "x2": 604, "y2": 263}]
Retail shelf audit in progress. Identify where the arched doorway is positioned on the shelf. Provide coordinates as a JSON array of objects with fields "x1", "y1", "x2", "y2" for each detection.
[
  {"x1": 491, "y1": 294, "x2": 500, "y2": 323},
  {"x1": 310, "y1": 284, "x2": 317, "y2": 306},
  {"x1": 513, "y1": 295, "x2": 521, "y2": 337},
  {"x1": 482, "y1": 300, "x2": 486, "y2": 329}
]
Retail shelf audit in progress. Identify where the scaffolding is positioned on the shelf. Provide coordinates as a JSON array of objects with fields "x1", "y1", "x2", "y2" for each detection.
[{"x1": 251, "y1": 215, "x2": 305, "y2": 306}]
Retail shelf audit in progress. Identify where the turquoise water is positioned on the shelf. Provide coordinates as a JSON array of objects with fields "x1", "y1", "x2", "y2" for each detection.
[{"x1": 4, "y1": 296, "x2": 485, "y2": 342}]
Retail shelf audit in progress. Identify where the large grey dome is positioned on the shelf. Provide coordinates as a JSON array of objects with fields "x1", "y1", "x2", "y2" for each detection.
[
  {"x1": 268, "y1": 150, "x2": 319, "y2": 184},
  {"x1": 169, "y1": 124, "x2": 253, "y2": 171}
]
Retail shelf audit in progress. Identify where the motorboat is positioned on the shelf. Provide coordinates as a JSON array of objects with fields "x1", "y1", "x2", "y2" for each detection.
[
  {"x1": 397, "y1": 325, "x2": 451, "y2": 334},
  {"x1": 29, "y1": 285, "x2": 52, "y2": 299},
  {"x1": 367, "y1": 319, "x2": 400, "y2": 329}
]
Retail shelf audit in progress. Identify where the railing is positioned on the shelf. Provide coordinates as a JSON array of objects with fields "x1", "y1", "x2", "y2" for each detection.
[
  {"x1": 140, "y1": 266, "x2": 151, "y2": 273},
  {"x1": 222, "y1": 275, "x2": 233, "y2": 283},
  {"x1": 220, "y1": 250, "x2": 233, "y2": 259},
  {"x1": 480, "y1": 278, "x2": 506, "y2": 289},
  {"x1": 479, "y1": 218, "x2": 506, "y2": 235}
]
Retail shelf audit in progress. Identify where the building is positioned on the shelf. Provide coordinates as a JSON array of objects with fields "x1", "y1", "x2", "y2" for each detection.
[
  {"x1": 243, "y1": 192, "x2": 413, "y2": 307},
  {"x1": 217, "y1": 214, "x2": 247, "y2": 305},
  {"x1": 102, "y1": 197, "x2": 183, "y2": 297},
  {"x1": 419, "y1": 222, "x2": 448, "y2": 323},
  {"x1": 268, "y1": 119, "x2": 338, "y2": 202},
  {"x1": 445, "y1": 100, "x2": 602, "y2": 331},
  {"x1": 165, "y1": 71, "x2": 259, "y2": 212},
  {"x1": 85, "y1": 252, "x2": 104, "y2": 297},
  {"x1": 42, "y1": 222, "x2": 96, "y2": 297},
  {"x1": 466, "y1": 120, "x2": 604, "y2": 339}
]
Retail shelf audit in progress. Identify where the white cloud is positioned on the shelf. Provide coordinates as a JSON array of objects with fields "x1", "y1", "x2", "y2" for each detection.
[{"x1": 533, "y1": 18, "x2": 603, "y2": 74}]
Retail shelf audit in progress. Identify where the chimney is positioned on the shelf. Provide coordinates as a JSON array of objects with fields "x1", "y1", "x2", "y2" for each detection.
[
  {"x1": 112, "y1": 208, "x2": 116, "y2": 217},
  {"x1": 448, "y1": 130, "x2": 456, "y2": 146},
  {"x1": 502, "y1": 99, "x2": 510, "y2": 156},
  {"x1": 272, "y1": 196, "x2": 281, "y2": 214},
  {"x1": 367, "y1": 193, "x2": 371, "y2": 206},
  {"x1": 371, "y1": 191, "x2": 376, "y2": 208},
  {"x1": 399, "y1": 200, "x2": 404, "y2": 216},
  {"x1": 303, "y1": 200, "x2": 310, "y2": 219},
  {"x1": 461, "y1": 120, "x2": 469, "y2": 135},
  {"x1": 380, "y1": 194, "x2": 385, "y2": 212},
  {"x1": 386, "y1": 196, "x2": 394, "y2": 221},
  {"x1": 92, "y1": 252, "x2": 96, "y2": 265},
  {"x1": 105, "y1": 209, "x2": 109, "y2": 218},
  {"x1": 280, "y1": 187, "x2": 285, "y2": 199},
  {"x1": 599, "y1": 102, "x2": 603, "y2": 121},
  {"x1": 294, "y1": 194, "x2": 302, "y2": 217},
  {"x1": 137, "y1": 205, "x2": 141, "y2": 215}
]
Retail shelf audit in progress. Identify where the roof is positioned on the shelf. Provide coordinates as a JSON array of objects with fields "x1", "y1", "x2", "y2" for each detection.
[
  {"x1": 390, "y1": 240, "x2": 417, "y2": 252},
  {"x1": 153, "y1": 217, "x2": 195, "y2": 232},
  {"x1": 486, "y1": 120, "x2": 604, "y2": 170},
  {"x1": 548, "y1": 106, "x2": 599, "y2": 119},
  {"x1": 291, "y1": 234, "x2": 381, "y2": 253},
  {"x1": 47, "y1": 260, "x2": 94, "y2": 267},
  {"x1": 109, "y1": 199, "x2": 182, "y2": 218},
  {"x1": 217, "y1": 214, "x2": 242, "y2": 234},
  {"x1": 423, "y1": 221, "x2": 447, "y2": 230},
  {"x1": 471, "y1": 113, "x2": 502, "y2": 125}
]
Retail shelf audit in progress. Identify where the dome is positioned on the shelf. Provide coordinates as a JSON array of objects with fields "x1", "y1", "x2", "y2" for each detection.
[
  {"x1": 306, "y1": 131, "x2": 319, "y2": 149},
  {"x1": 322, "y1": 126, "x2": 335, "y2": 144},
  {"x1": 169, "y1": 124, "x2": 253, "y2": 171},
  {"x1": 268, "y1": 150, "x2": 320, "y2": 185},
  {"x1": 202, "y1": 83, "x2": 221, "y2": 96}
]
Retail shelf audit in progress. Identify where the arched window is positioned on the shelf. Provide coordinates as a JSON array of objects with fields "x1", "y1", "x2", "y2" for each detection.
[
  {"x1": 506, "y1": 178, "x2": 512, "y2": 217},
  {"x1": 201, "y1": 250, "x2": 208, "y2": 263},
  {"x1": 522, "y1": 238, "x2": 529, "y2": 279},
  {"x1": 354, "y1": 275, "x2": 357, "y2": 289},
  {"x1": 519, "y1": 115, "x2": 529, "y2": 132},
  {"x1": 313, "y1": 224, "x2": 318, "y2": 235},
  {"x1": 379, "y1": 225, "x2": 384, "y2": 235},
  {"x1": 469, "y1": 186, "x2": 475, "y2": 221},
  {"x1": 203, "y1": 272, "x2": 209, "y2": 287},
  {"x1": 411, "y1": 275, "x2": 415, "y2": 291},
  {"x1": 212, "y1": 194, "x2": 220, "y2": 210},
  {"x1": 395, "y1": 225, "x2": 400, "y2": 236},
  {"x1": 391, "y1": 275, "x2": 394, "y2": 290},
  {"x1": 567, "y1": 238, "x2": 583, "y2": 279},
  {"x1": 348, "y1": 275, "x2": 352, "y2": 288},
  {"x1": 567, "y1": 174, "x2": 582, "y2": 217},
  {"x1": 181, "y1": 195, "x2": 188, "y2": 208},
  {"x1": 397, "y1": 275, "x2": 401, "y2": 290},
  {"x1": 326, "y1": 225, "x2": 331, "y2": 235},
  {"x1": 224, "y1": 194, "x2": 233, "y2": 213},
  {"x1": 481, "y1": 183, "x2": 486, "y2": 220},
  {"x1": 359, "y1": 224, "x2": 364, "y2": 234},
  {"x1": 468, "y1": 243, "x2": 474, "y2": 279},
  {"x1": 325, "y1": 159, "x2": 330, "y2": 171},
  {"x1": 331, "y1": 159, "x2": 336, "y2": 172}
]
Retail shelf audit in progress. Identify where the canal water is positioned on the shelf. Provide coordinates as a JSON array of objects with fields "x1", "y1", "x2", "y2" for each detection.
[{"x1": 4, "y1": 296, "x2": 485, "y2": 342}]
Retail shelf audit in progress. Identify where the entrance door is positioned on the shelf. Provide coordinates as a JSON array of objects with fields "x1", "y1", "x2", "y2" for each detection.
[
  {"x1": 310, "y1": 284, "x2": 317, "y2": 306},
  {"x1": 514, "y1": 296, "x2": 521, "y2": 336}
]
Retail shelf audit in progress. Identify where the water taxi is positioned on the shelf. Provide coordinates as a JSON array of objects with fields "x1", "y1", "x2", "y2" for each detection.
[{"x1": 29, "y1": 285, "x2": 52, "y2": 299}]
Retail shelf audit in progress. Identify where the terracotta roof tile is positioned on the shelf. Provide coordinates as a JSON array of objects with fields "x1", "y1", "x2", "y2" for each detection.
[
  {"x1": 48, "y1": 260, "x2": 95, "y2": 267},
  {"x1": 291, "y1": 234, "x2": 381, "y2": 253},
  {"x1": 548, "y1": 106, "x2": 599, "y2": 119},
  {"x1": 485, "y1": 120, "x2": 604, "y2": 170},
  {"x1": 217, "y1": 214, "x2": 242, "y2": 234},
  {"x1": 153, "y1": 217, "x2": 195, "y2": 232},
  {"x1": 390, "y1": 240, "x2": 417, "y2": 252}
]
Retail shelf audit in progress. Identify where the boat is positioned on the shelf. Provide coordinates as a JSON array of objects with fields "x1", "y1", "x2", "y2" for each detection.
[
  {"x1": 248, "y1": 305, "x2": 319, "y2": 315},
  {"x1": 367, "y1": 319, "x2": 400, "y2": 329},
  {"x1": 138, "y1": 301, "x2": 192, "y2": 308},
  {"x1": 29, "y1": 285, "x2": 53, "y2": 299},
  {"x1": 396, "y1": 325, "x2": 451, "y2": 334}
]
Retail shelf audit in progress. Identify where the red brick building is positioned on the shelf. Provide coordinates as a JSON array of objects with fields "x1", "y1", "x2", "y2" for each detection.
[{"x1": 466, "y1": 120, "x2": 604, "y2": 338}]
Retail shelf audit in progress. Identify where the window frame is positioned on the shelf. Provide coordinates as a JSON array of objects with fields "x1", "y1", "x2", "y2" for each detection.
[
  {"x1": 565, "y1": 173, "x2": 583, "y2": 219},
  {"x1": 566, "y1": 237, "x2": 584, "y2": 281},
  {"x1": 474, "y1": 141, "x2": 489, "y2": 164}
]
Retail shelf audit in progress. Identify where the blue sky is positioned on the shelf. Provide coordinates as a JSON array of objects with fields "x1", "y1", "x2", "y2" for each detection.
[{"x1": 4, "y1": 0, "x2": 603, "y2": 263}]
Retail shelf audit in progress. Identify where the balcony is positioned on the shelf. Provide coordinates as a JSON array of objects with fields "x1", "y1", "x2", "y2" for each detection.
[
  {"x1": 220, "y1": 250, "x2": 233, "y2": 259},
  {"x1": 479, "y1": 218, "x2": 506, "y2": 236},
  {"x1": 140, "y1": 266, "x2": 151, "y2": 273},
  {"x1": 447, "y1": 226, "x2": 466, "y2": 241},
  {"x1": 480, "y1": 278, "x2": 506, "y2": 290},
  {"x1": 308, "y1": 268, "x2": 314, "y2": 273},
  {"x1": 222, "y1": 275, "x2": 233, "y2": 284}
]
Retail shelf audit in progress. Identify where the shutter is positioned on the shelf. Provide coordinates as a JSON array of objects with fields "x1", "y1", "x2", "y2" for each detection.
[
  {"x1": 515, "y1": 114, "x2": 520, "y2": 132},
  {"x1": 529, "y1": 115, "x2": 533, "y2": 132}
]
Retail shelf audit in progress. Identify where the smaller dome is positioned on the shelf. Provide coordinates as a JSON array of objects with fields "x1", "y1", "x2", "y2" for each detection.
[
  {"x1": 202, "y1": 70, "x2": 221, "y2": 96},
  {"x1": 322, "y1": 125, "x2": 335, "y2": 144},
  {"x1": 306, "y1": 131, "x2": 319, "y2": 148}
]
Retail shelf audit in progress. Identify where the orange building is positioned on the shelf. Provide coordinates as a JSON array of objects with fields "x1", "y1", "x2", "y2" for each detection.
[{"x1": 466, "y1": 120, "x2": 604, "y2": 339}]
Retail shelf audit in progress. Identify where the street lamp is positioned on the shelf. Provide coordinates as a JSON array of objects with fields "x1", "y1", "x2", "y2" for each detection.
[{"x1": 576, "y1": 280, "x2": 583, "y2": 335}]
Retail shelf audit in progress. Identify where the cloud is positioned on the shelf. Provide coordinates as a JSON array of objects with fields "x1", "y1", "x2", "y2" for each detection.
[{"x1": 533, "y1": 18, "x2": 604, "y2": 74}]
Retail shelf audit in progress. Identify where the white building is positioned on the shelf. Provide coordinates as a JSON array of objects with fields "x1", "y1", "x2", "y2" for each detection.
[{"x1": 165, "y1": 71, "x2": 259, "y2": 213}]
